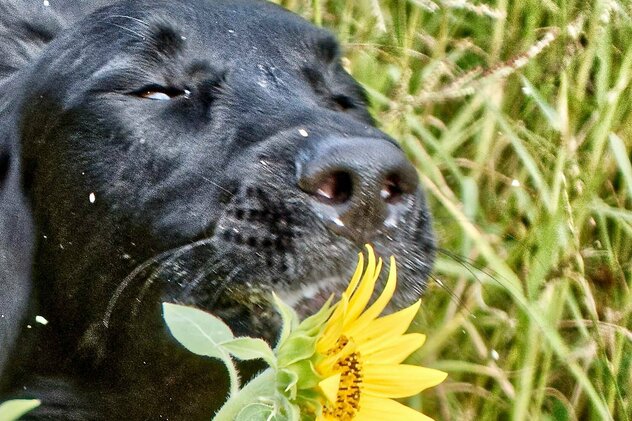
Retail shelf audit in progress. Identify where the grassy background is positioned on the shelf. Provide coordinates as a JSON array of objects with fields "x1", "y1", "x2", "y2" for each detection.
[{"x1": 274, "y1": 1, "x2": 632, "y2": 420}]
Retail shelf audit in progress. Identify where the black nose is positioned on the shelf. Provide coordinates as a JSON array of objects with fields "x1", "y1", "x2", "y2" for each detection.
[{"x1": 297, "y1": 137, "x2": 419, "y2": 244}]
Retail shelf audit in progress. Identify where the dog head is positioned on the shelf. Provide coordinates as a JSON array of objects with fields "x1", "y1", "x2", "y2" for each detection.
[{"x1": 1, "y1": 0, "x2": 434, "y2": 415}]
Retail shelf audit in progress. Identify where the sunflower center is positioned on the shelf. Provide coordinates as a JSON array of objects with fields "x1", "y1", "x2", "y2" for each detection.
[
  {"x1": 323, "y1": 350, "x2": 363, "y2": 420},
  {"x1": 326, "y1": 335, "x2": 350, "y2": 356}
]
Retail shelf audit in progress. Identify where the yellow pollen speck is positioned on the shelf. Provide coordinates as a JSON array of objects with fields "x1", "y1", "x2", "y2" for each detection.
[
  {"x1": 324, "y1": 351, "x2": 363, "y2": 420},
  {"x1": 326, "y1": 335, "x2": 350, "y2": 356}
]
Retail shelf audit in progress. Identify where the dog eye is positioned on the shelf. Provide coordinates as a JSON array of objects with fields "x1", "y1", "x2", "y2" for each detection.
[{"x1": 133, "y1": 85, "x2": 190, "y2": 100}]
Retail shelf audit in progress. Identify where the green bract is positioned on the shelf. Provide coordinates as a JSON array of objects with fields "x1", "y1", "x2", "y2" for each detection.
[{"x1": 162, "y1": 295, "x2": 333, "y2": 421}]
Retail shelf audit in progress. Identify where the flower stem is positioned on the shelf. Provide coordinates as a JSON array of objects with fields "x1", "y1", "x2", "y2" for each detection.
[
  {"x1": 223, "y1": 351, "x2": 241, "y2": 398},
  {"x1": 213, "y1": 368, "x2": 276, "y2": 421}
]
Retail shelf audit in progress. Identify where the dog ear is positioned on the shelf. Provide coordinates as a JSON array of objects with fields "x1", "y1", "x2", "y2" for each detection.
[
  {"x1": 0, "y1": 0, "x2": 116, "y2": 79},
  {"x1": 0, "y1": 119, "x2": 35, "y2": 380},
  {"x1": 0, "y1": 0, "x2": 116, "y2": 381}
]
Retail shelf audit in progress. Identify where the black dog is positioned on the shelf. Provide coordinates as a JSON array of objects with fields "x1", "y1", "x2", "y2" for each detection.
[{"x1": 0, "y1": 0, "x2": 435, "y2": 419}]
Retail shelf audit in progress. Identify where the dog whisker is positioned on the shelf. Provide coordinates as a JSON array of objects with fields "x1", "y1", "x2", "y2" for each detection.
[
  {"x1": 427, "y1": 273, "x2": 470, "y2": 312},
  {"x1": 109, "y1": 14, "x2": 151, "y2": 28},
  {"x1": 199, "y1": 175, "x2": 235, "y2": 198},
  {"x1": 102, "y1": 237, "x2": 215, "y2": 327},
  {"x1": 129, "y1": 253, "x2": 202, "y2": 319},
  {"x1": 108, "y1": 22, "x2": 147, "y2": 40},
  {"x1": 178, "y1": 258, "x2": 227, "y2": 298},
  {"x1": 436, "y1": 247, "x2": 502, "y2": 288},
  {"x1": 208, "y1": 266, "x2": 245, "y2": 309},
  {"x1": 133, "y1": 252, "x2": 231, "y2": 318}
]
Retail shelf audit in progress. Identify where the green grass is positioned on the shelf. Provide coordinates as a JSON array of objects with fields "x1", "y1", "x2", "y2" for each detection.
[{"x1": 275, "y1": 1, "x2": 632, "y2": 420}]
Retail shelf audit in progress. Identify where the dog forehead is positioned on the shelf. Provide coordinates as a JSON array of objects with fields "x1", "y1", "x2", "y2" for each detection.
[{"x1": 102, "y1": 0, "x2": 337, "y2": 64}]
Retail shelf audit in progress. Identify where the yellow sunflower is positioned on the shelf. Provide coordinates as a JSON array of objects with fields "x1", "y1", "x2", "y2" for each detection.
[{"x1": 314, "y1": 245, "x2": 447, "y2": 421}]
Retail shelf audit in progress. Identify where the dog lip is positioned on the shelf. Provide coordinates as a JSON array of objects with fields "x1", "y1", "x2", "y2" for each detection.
[{"x1": 276, "y1": 275, "x2": 345, "y2": 316}]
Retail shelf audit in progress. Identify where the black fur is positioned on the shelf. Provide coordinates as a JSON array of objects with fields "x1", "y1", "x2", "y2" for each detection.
[{"x1": 0, "y1": 1, "x2": 435, "y2": 419}]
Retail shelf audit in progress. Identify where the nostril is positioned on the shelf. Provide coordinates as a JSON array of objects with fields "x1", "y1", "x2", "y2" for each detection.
[
  {"x1": 314, "y1": 170, "x2": 353, "y2": 205},
  {"x1": 381, "y1": 173, "x2": 412, "y2": 204}
]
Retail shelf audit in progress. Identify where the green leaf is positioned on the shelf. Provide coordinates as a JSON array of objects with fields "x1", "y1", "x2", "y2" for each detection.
[
  {"x1": 213, "y1": 369, "x2": 276, "y2": 420},
  {"x1": 521, "y1": 76, "x2": 561, "y2": 132},
  {"x1": 295, "y1": 390, "x2": 323, "y2": 421},
  {"x1": 162, "y1": 303, "x2": 234, "y2": 359},
  {"x1": 272, "y1": 293, "x2": 300, "y2": 349},
  {"x1": 234, "y1": 402, "x2": 276, "y2": 421},
  {"x1": 163, "y1": 303, "x2": 243, "y2": 395},
  {"x1": 222, "y1": 337, "x2": 277, "y2": 368},
  {"x1": 0, "y1": 399, "x2": 41, "y2": 421},
  {"x1": 277, "y1": 333, "x2": 317, "y2": 367},
  {"x1": 295, "y1": 296, "x2": 334, "y2": 336},
  {"x1": 277, "y1": 368, "x2": 300, "y2": 399},
  {"x1": 277, "y1": 395, "x2": 301, "y2": 421},
  {"x1": 609, "y1": 133, "x2": 632, "y2": 200},
  {"x1": 287, "y1": 360, "x2": 321, "y2": 390}
]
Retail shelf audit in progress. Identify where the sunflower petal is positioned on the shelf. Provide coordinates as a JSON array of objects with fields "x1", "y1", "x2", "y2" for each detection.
[
  {"x1": 356, "y1": 396, "x2": 436, "y2": 421},
  {"x1": 344, "y1": 251, "x2": 365, "y2": 297},
  {"x1": 318, "y1": 373, "x2": 341, "y2": 404},
  {"x1": 360, "y1": 333, "x2": 426, "y2": 365},
  {"x1": 316, "y1": 335, "x2": 358, "y2": 376},
  {"x1": 348, "y1": 256, "x2": 397, "y2": 331},
  {"x1": 316, "y1": 295, "x2": 349, "y2": 353},
  {"x1": 345, "y1": 246, "x2": 379, "y2": 324},
  {"x1": 362, "y1": 364, "x2": 448, "y2": 398},
  {"x1": 349, "y1": 300, "x2": 421, "y2": 343}
]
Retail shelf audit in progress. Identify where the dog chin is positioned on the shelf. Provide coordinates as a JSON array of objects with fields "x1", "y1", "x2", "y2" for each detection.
[
  {"x1": 178, "y1": 275, "x2": 343, "y2": 343},
  {"x1": 276, "y1": 275, "x2": 345, "y2": 318}
]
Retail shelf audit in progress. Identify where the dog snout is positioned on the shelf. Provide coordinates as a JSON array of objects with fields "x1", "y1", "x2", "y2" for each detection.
[{"x1": 297, "y1": 136, "x2": 419, "y2": 244}]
